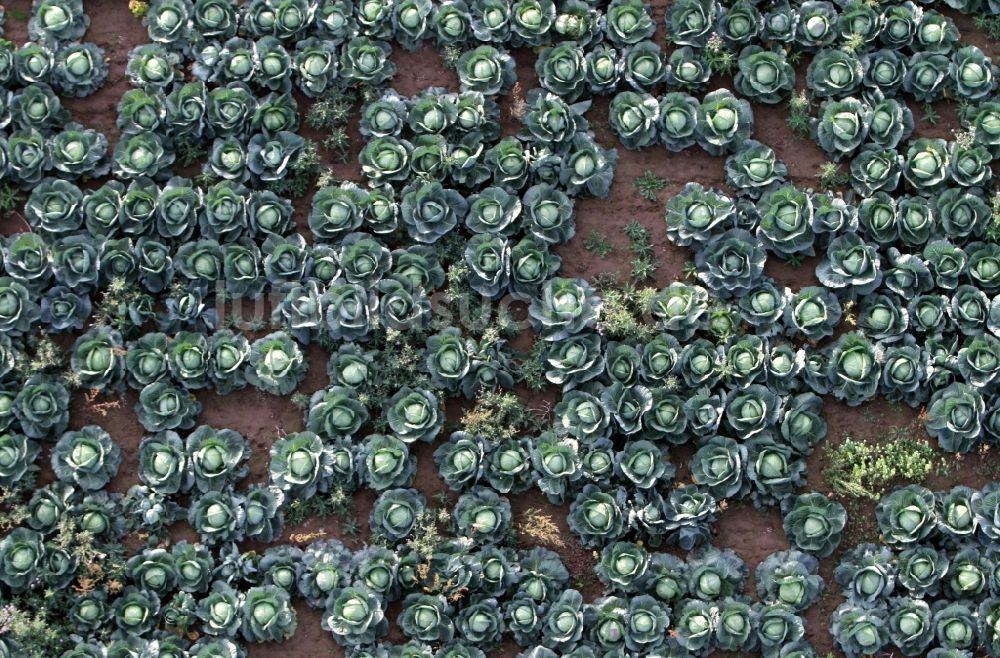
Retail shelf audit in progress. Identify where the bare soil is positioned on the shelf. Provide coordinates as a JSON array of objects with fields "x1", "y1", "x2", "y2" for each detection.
[{"x1": 2, "y1": 1, "x2": 998, "y2": 656}]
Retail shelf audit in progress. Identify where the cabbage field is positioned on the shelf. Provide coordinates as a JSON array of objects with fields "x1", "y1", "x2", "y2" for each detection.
[{"x1": 2, "y1": 0, "x2": 1000, "y2": 656}]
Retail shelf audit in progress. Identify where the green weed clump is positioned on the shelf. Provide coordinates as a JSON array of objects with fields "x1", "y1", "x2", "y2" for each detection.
[
  {"x1": 823, "y1": 427, "x2": 940, "y2": 500},
  {"x1": 460, "y1": 391, "x2": 544, "y2": 444},
  {"x1": 596, "y1": 284, "x2": 659, "y2": 342},
  {"x1": 633, "y1": 170, "x2": 669, "y2": 202}
]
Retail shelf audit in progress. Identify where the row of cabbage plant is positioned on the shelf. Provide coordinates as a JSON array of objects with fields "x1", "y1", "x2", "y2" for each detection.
[
  {"x1": 656, "y1": 0, "x2": 1000, "y2": 235},
  {"x1": 668, "y1": 177, "x2": 996, "y2": 269},
  {"x1": 664, "y1": 0, "x2": 995, "y2": 102},
  {"x1": 0, "y1": 0, "x2": 111, "y2": 187},
  {"x1": 0, "y1": 226, "x2": 552, "y2": 336},
  {"x1": 0, "y1": 327, "x2": 309, "y2": 438},
  {"x1": 0, "y1": 400, "x2": 843, "y2": 658},
  {"x1": 608, "y1": 88, "x2": 754, "y2": 153},
  {"x1": 829, "y1": 483, "x2": 1000, "y2": 658},
  {"x1": 0, "y1": 2, "x2": 108, "y2": 98},
  {"x1": 141, "y1": 0, "x2": 657, "y2": 52},
  {"x1": 664, "y1": 126, "x2": 1000, "y2": 454},
  {"x1": 0, "y1": 474, "x2": 850, "y2": 658}
]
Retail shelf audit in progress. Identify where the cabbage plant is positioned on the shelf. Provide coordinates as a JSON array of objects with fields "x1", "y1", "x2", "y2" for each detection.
[
  {"x1": 665, "y1": 0, "x2": 716, "y2": 46},
  {"x1": 369, "y1": 488, "x2": 425, "y2": 541},
  {"x1": 456, "y1": 45, "x2": 514, "y2": 95},
  {"x1": 240, "y1": 585, "x2": 297, "y2": 643},
  {"x1": 568, "y1": 484, "x2": 626, "y2": 548},
  {"x1": 697, "y1": 89, "x2": 753, "y2": 155},
  {"x1": 609, "y1": 91, "x2": 659, "y2": 149},
  {"x1": 246, "y1": 332, "x2": 307, "y2": 396},
  {"x1": 454, "y1": 486, "x2": 511, "y2": 543},
  {"x1": 926, "y1": 383, "x2": 986, "y2": 453},
  {"x1": 14, "y1": 375, "x2": 70, "y2": 439},
  {"x1": 269, "y1": 431, "x2": 333, "y2": 499},
  {"x1": 186, "y1": 425, "x2": 248, "y2": 493},
  {"x1": 528, "y1": 277, "x2": 601, "y2": 341},
  {"x1": 725, "y1": 140, "x2": 787, "y2": 195},
  {"x1": 782, "y1": 491, "x2": 846, "y2": 558},
  {"x1": 29, "y1": 0, "x2": 89, "y2": 44},
  {"x1": 735, "y1": 46, "x2": 794, "y2": 104},
  {"x1": 360, "y1": 433, "x2": 415, "y2": 491},
  {"x1": 756, "y1": 550, "x2": 824, "y2": 612},
  {"x1": 663, "y1": 485, "x2": 718, "y2": 550},
  {"x1": 695, "y1": 228, "x2": 766, "y2": 298},
  {"x1": 51, "y1": 425, "x2": 121, "y2": 492},
  {"x1": 0, "y1": 432, "x2": 40, "y2": 489},
  {"x1": 188, "y1": 490, "x2": 246, "y2": 546},
  {"x1": 307, "y1": 386, "x2": 369, "y2": 440},
  {"x1": 385, "y1": 387, "x2": 443, "y2": 443},
  {"x1": 834, "y1": 543, "x2": 896, "y2": 604}
]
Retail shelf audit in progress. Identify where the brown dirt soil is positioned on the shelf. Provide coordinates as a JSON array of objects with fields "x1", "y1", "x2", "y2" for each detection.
[{"x1": 2, "y1": 1, "x2": 999, "y2": 657}]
